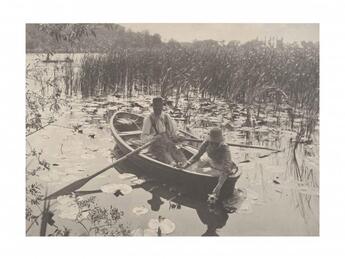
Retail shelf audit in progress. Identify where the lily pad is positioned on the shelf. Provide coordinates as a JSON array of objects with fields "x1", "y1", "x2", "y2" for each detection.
[
  {"x1": 100, "y1": 183, "x2": 133, "y2": 195},
  {"x1": 132, "y1": 206, "x2": 149, "y2": 216},
  {"x1": 148, "y1": 217, "x2": 175, "y2": 235}
]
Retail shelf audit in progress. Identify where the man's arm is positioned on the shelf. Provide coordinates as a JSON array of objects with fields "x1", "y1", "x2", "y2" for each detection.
[
  {"x1": 141, "y1": 117, "x2": 153, "y2": 142},
  {"x1": 184, "y1": 140, "x2": 208, "y2": 168}
]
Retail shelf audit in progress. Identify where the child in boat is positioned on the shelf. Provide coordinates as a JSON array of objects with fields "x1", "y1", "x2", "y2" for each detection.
[
  {"x1": 182, "y1": 127, "x2": 238, "y2": 203},
  {"x1": 141, "y1": 97, "x2": 186, "y2": 165}
]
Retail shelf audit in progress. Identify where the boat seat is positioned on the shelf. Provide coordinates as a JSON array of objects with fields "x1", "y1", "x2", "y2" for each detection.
[{"x1": 118, "y1": 130, "x2": 143, "y2": 137}]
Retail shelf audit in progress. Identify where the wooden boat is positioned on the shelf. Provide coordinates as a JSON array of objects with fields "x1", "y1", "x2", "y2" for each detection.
[{"x1": 110, "y1": 112, "x2": 241, "y2": 200}]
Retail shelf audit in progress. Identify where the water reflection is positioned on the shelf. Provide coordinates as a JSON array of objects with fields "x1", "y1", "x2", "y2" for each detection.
[
  {"x1": 197, "y1": 205, "x2": 228, "y2": 236},
  {"x1": 74, "y1": 180, "x2": 240, "y2": 236},
  {"x1": 141, "y1": 182, "x2": 234, "y2": 236},
  {"x1": 147, "y1": 191, "x2": 164, "y2": 212}
]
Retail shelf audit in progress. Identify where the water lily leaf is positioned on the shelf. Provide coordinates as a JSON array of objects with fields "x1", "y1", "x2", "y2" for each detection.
[
  {"x1": 148, "y1": 218, "x2": 160, "y2": 230},
  {"x1": 55, "y1": 195, "x2": 80, "y2": 220},
  {"x1": 132, "y1": 206, "x2": 149, "y2": 216},
  {"x1": 148, "y1": 218, "x2": 175, "y2": 234},
  {"x1": 100, "y1": 183, "x2": 133, "y2": 195}
]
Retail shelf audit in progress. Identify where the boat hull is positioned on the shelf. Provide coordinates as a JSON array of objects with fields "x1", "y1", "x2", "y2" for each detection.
[{"x1": 110, "y1": 112, "x2": 241, "y2": 200}]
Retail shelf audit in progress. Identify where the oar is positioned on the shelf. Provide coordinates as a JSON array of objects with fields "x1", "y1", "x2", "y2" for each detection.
[
  {"x1": 46, "y1": 140, "x2": 154, "y2": 200},
  {"x1": 181, "y1": 137, "x2": 282, "y2": 152},
  {"x1": 179, "y1": 129, "x2": 199, "y2": 139}
]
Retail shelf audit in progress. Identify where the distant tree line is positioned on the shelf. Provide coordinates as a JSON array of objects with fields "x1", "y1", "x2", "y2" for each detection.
[{"x1": 26, "y1": 24, "x2": 163, "y2": 53}]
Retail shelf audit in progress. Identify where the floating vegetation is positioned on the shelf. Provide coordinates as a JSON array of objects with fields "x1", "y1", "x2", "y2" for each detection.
[
  {"x1": 100, "y1": 183, "x2": 133, "y2": 195},
  {"x1": 148, "y1": 216, "x2": 176, "y2": 235},
  {"x1": 132, "y1": 206, "x2": 149, "y2": 216}
]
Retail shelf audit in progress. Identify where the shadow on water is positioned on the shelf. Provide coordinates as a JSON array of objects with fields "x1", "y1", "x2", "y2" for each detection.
[
  {"x1": 73, "y1": 144, "x2": 246, "y2": 236},
  {"x1": 74, "y1": 181, "x2": 246, "y2": 236},
  {"x1": 134, "y1": 181, "x2": 242, "y2": 236}
]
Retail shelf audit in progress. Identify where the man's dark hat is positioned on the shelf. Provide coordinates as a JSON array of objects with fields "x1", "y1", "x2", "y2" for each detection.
[{"x1": 152, "y1": 96, "x2": 164, "y2": 105}]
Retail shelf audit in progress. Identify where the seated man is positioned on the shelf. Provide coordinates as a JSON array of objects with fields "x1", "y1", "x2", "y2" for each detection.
[
  {"x1": 141, "y1": 97, "x2": 186, "y2": 165},
  {"x1": 182, "y1": 127, "x2": 238, "y2": 203}
]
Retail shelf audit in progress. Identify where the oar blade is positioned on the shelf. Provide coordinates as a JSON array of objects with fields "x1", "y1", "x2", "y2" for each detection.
[
  {"x1": 45, "y1": 139, "x2": 154, "y2": 200},
  {"x1": 45, "y1": 176, "x2": 92, "y2": 200}
]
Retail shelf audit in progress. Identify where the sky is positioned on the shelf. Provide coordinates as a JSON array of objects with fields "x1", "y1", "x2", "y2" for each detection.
[{"x1": 120, "y1": 23, "x2": 319, "y2": 43}]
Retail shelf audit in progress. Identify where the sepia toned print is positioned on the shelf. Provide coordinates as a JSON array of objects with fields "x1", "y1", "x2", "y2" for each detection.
[{"x1": 26, "y1": 23, "x2": 319, "y2": 236}]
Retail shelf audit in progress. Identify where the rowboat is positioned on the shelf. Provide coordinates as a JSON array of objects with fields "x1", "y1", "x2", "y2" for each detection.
[{"x1": 110, "y1": 112, "x2": 241, "y2": 200}]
